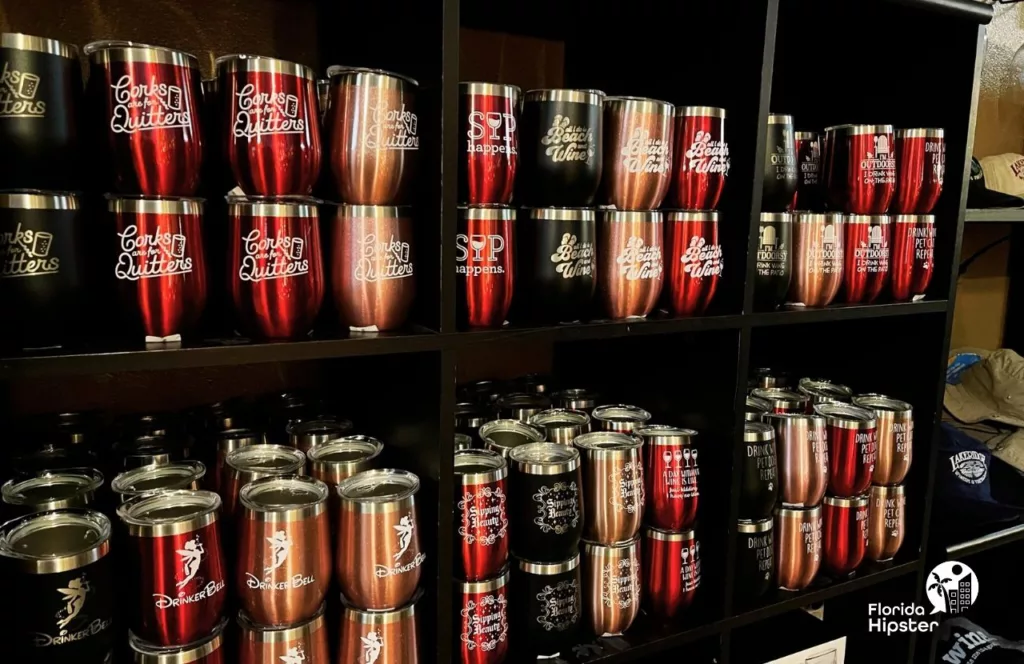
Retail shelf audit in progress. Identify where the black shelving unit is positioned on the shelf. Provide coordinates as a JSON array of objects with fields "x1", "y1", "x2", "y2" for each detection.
[{"x1": 0, "y1": 0, "x2": 995, "y2": 662}]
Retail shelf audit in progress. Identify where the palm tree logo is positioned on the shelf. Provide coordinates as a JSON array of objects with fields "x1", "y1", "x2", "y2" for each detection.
[
  {"x1": 927, "y1": 570, "x2": 953, "y2": 612},
  {"x1": 925, "y1": 562, "x2": 978, "y2": 615}
]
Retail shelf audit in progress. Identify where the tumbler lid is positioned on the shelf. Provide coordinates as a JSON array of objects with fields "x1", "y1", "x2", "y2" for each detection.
[
  {"x1": 459, "y1": 82, "x2": 521, "y2": 98},
  {"x1": 509, "y1": 442, "x2": 580, "y2": 474},
  {"x1": 745, "y1": 395, "x2": 771, "y2": 415},
  {"x1": 240, "y1": 474, "x2": 328, "y2": 515},
  {"x1": 573, "y1": 431, "x2": 642, "y2": 452},
  {"x1": 225, "y1": 444, "x2": 305, "y2": 475},
  {"x1": 605, "y1": 96, "x2": 674, "y2": 115},
  {"x1": 551, "y1": 388, "x2": 599, "y2": 410},
  {"x1": 645, "y1": 526, "x2": 697, "y2": 542},
  {"x1": 737, "y1": 518, "x2": 773, "y2": 534},
  {"x1": 454, "y1": 449, "x2": 507, "y2": 484},
  {"x1": 327, "y1": 65, "x2": 419, "y2": 87},
  {"x1": 592, "y1": 404, "x2": 652, "y2": 424},
  {"x1": 824, "y1": 494, "x2": 870, "y2": 508},
  {"x1": 515, "y1": 552, "x2": 580, "y2": 575},
  {"x1": 768, "y1": 113, "x2": 793, "y2": 124},
  {"x1": 130, "y1": 616, "x2": 228, "y2": 663},
  {"x1": 238, "y1": 601, "x2": 326, "y2": 642},
  {"x1": 677, "y1": 105, "x2": 725, "y2": 118},
  {"x1": 751, "y1": 388, "x2": 808, "y2": 408},
  {"x1": 2, "y1": 467, "x2": 103, "y2": 509},
  {"x1": 852, "y1": 394, "x2": 913, "y2": 414},
  {"x1": 0, "y1": 508, "x2": 111, "y2": 574},
  {"x1": 454, "y1": 434, "x2": 473, "y2": 451},
  {"x1": 106, "y1": 195, "x2": 203, "y2": 216},
  {"x1": 480, "y1": 419, "x2": 546, "y2": 456},
  {"x1": 117, "y1": 489, "x2": 220, "y2": 536},
  {"x1": 337, "y1": 469, "x2": 420, "y2": 504},
  {"x1": 744, "y1": 421, "x2": 774, "y2": 442},
  {"x1": 635, "y1": 425, "x2": 698, "y2": 444},
  {"x1": 1, "y1": 32, "x2": 78, "y2": 59},
  {"x1": 0, "y1": 190, "x2": 79, "y2": 210},
  {"x1": 214, "y1": 53, "x2": 315, "y2": 80},
  {"x1": 529, "y1": 408, "x2": 590, "y2": 429},
  {"x1": 799, "y1": 378, "x2": 853, "y2": 402},
  {"x1": 287, "y1": 418, "x2": 354, "y2": 444},
  {"x1": 525, "y1": 207, "x2": 596, "y2": 222},
  {"x1": 111, "y1": 461, "x2": 206, "y2": 499},
  {"x1": 83, "y1": 40, "x2": 198, "y2": 68},
  {"x1": 849, "y1": 124, "x2": 894, "y2": 135},
  {"x1": 897, "y1": 128, "x2": 944, "y2": 139},
  {"x1": 524, "y1": 88, "x2": 605, "y2": 105},
  {"x1": 307, "y1": 435, "x2": 384, "y2": 468},
  {"x1": 813, "y1": 403, "x2": 877, "y2": 429}
]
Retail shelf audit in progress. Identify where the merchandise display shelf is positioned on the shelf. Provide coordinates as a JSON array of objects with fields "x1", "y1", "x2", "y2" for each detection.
[{"x1": 945, "y1": 522, "x2": 1024, "y2": 558}]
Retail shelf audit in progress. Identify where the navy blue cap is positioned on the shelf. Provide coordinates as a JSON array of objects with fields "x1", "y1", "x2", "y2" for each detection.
[{"x1": 937, "y1": 423, "x2": 1024, "y2": 529}]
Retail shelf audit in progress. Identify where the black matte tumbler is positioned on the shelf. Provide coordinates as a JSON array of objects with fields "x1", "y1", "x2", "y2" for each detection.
[
  {"x1": 736, "y1": 518, "x2": 774, "y2": 603},
  {"x1": 0, "y1": 191, "x2": 88, "y2": 350},
  {"x1": 0, "y1": 509, "x2": 115, "y2": 664},
  {"x1": 754, "y1": 212, "x2": 792, "y2": 310},
  {"x1": 508, "y1": 442, "x2": 583, "y2": 562},
  {"x1": 520, "y1": 89, "x2": 604, "y2": 206},
  {"x1": 512, "y1": 554, "x2": 581, "y2": 659},
  {"x1": 520, "y1": 207, "x2": 596, "y2": 323},
  {"x1": 0, "y1": 33, "x2": 82, "y2": 190},
  {"x1": 740, "y1": 422, "x2": 778, "y2": 519},
  {"x1": 763, "y1": 114, "x2": 797, "y2": 212}
]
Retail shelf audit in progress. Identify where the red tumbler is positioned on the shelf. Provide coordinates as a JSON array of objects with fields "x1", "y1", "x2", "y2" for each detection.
[
  {"x1": 822, "y1": 495, "x2": 869, "y2": 576},
  {"x1": 459, "y1": 82, "x2": 519, "y2": 205},
  {"x1": 664, "y1": 211, "x2": 721, "y2": 316},
  {"x1": 890, "y1": 214, "x2": 935, "y2": 302},
  {"x1": 842, "y1": 215, "x2": 890, "y2": 304},
  {"x1": 816, "y1": 403, "x2": 877, "y2": 498},
  {"x1": 637, "y1": 425, "x2": 699, "y2": 531},
  {"x1": 456, "y1": 571, "x2": 509, "y2": 664},
  {"x1": 457, "y1": 206, "x2": 515, "y2": 328},
  {"x1": 893, "y1": 129, "x2": 944, "y2": 214},
  {"x1": 670, "y1": 106, "x2": 728, "y2": 210},
  {"x1": 642, "y1": 527, "x2": 700, "y2": 619},
  {"x1": 454, "y1": 450, "x2": 509, "y2": 581}
]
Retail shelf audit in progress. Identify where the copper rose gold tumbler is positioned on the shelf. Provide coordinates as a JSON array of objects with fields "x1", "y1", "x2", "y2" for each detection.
[
  {"x1": 574, "y1": 431, "x2": 644, "y2": 544},
  {"x1": 854, "y1": 395, "x2": 913, "y2": 486},
  {"x1": 340, "y1": 593, "x2": 421, "y2": 664},
  {"x1": 337, "y1": 469, "x2": 425, "y2": 610},
  {"x1": 332, "y1": 205, "x2": 416, "y2": 331},
  {"x1": 581, "y1": 538, "x2": 641, "y2": 636},
  {"x1": 867, "y1": 484, "x2": 905, "y2": 561},
  {"x1": 602, "y1": 97, "x2": 674, "y2": 210},
  {"x1": 822, "y1": 495, "x2": 869, "y2": 576},
  {"x1": 237, "y1": 475, "x2": 330, "y2": 626},
  {"x1": 775, "y1": 506, "x2": 822, "y2": 591},
  {"x1": 637, "y1": 425, "x2": 699, "y2": 531},
  {"x1": 766, "y1": 413, "x2": 828, "y2": 508},
  {"x1": 591, "y1": 404, "x2": 652, "y2": 434},
  {"x1": 222, "y1": 444, "x2": 306, "y2": 518},
  {"x1": 454, "y1": 450, "x2": 509, "y2": 582},
  {"x1": 642, "y1": 527, "x2": 700, "y2": 619},
  {"x1": 788, "y1": 212, "x2": 844, "y2": 308},
  {"x1": 598, "y1": 210, "x2": 664, "y2": 320},
  {"x1": 238, "y1": 602, "x2": 328, "y2": 664},
  {"x1": 306, "y1": 435, "x2": 384, "y2": 490}
]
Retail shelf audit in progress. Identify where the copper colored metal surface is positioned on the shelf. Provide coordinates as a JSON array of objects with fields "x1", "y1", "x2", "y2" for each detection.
[
  {"x1": 286, "y1": 417, "x2": 354, "y2": 455},
  {"x1": 456, "y1": 574, "x2": 508, "y2": 664},
  {"x1": 339, "y1": 593, "x2": 421, "y2": 664},
  {"x1": 822, "y1": 495, "x2": 869, "y2": 576},
  {"x1": 788, "y1": 212, "x2": 843, "y2": 308},
  {"x1": 222, "y1": 444, "x2": 305, "y2": 518},
  {"x1": 237, "y1": 602, "x2": 328, "y2": 664},
  {"x1": 328, "y1": 67, "x2": 419, "y2": 205},
  {"x1": 574, "y1": 432, "x2": 644, "y2": 544},
  {"x1": 337, "y1": 469, "x2": 425, "y2": 610},
  {"x1": 774, "y1": 506, "x2": 822, "y2": 591},
  {"x1": 529, "y1": 409, "x2": 590, "y2": 445},
  {"x1": 853, "y1": 395, "x2": 913, "y2": 486},
  {"x1": 581, "y1": 538, "x2": 641, "y2": 637},
  {"x1": 591, "y1": 405, "x2": 651, "y2": 434},
  {"x1": 480, "y1": 419, "x2": 546, "y2": 459},
  {"x1": 212, "y1": 428, "x2": 260, "y2": 494},
  {"x1": 306, "y1": 435, "x2": 383, "y2": 489},
  {"x1": 867, "y1": 484, "x2": 905, "y2": 562},
  {"x1": 598, "y1": 210, "x2": 664, "y2": 320},
  {"x1": 236, "y1": 475, "x2": 330, "y2": 626},
  {"x1": 602, "y1": 97, "x2": 674, "y2": 210},
  {"x1": 750, "y1": 388, "x2": 808, "y2": 415},
  {"x1": 331, "y1": 205, "x2": 416, "y2": 331},
  {"x1": 642, "y1": 527, "x2": 700, "y2": 619},
  {"x1": 766, "y1": 413, "x2": 827, "y2": 508}
]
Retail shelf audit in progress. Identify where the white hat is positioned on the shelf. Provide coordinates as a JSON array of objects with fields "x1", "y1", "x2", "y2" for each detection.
[{"x1": 979, "y1": 153, "x2": 1024, "y2": 197}]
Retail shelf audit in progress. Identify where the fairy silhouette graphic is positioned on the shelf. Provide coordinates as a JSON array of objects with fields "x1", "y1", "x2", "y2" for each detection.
[
  {"x1": 265, "y1": 530, "x2": 292, "y2": 576},
  {"x1": 279, "y1": 645, "x2": 306, "y2": 664},
  {"x1": 394, "y1": 516, "x2": 414, "y2": 562},
  {"x1": 56, "y1": 575, "x2": 89, "y2": 629},
  {"x1": 361, "y1": 631, "x2": 384, "y2": 663},
  {"x1": 176, "y1": 536, "x2": 205, "y2": 589}
]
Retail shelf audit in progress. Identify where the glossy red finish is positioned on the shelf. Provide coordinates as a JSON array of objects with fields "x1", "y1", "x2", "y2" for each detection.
[
  {"x1": 893, "y1": 133, "x2": 944, "y2": 214},
  {"x1": 457, "y1": 208, "x2": 515, "y2": 328},
  {"x1": 88, "y1": 55, "x2": 203, "y2": 196},
  {"x1": 220, "y1": 61, "x2": 321, "y2": 196},
  {"x1": 228, "y1": 200, "x2": 324, "y2": 340},
  {"x1": 665, "y1": 212, "x2": 721, "y2": 316},
  {"x1": 822, "y1": 496, "x2": 869, "y2": 576},
  {"x1": 826, "y1": 422, "x2": 877, "y2": 498},
  {"x1": 670, "y1": 109, "x2": 728, "y2": 210},
  {"x1": 846, "y1": 128, "x2": 895, "y2": 214},
  {"x1": 842, "y1": 216, "x2": 890, "y2": 304},
  {"x1": 457, "y1": 574, "x2": 509, "y2": 664},
  {"x1": 891, "y1": 215, "x2": 935, "y2": 301},
  {"x1": 644, "y1": 437, "x2": 699, "y2": 531},
  {"x1": 459, "y1": 85, "x2": 518, "y2": 205},
  {"x1": 642, "y1": 528, "x2": 700, "y2": 619},
  {"x1": 133, "y1": 521, "x2": 227, "y2": 647},
  {"x1": 456, "y1": 474, "x2": 509, "y2": 581},
  {"x1": 111, "y1": 198, "x2": 207, "y2": 341}
]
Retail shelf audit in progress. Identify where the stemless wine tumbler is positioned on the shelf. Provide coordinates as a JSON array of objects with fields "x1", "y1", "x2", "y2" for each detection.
[
  {"x1": 867, "y1": 484, "x2": 905, "y2": 561},
  {"x1": 894, "y1": 128, "x2": 944, "y2": 214},
  {"x1": 670, "y1": 106, "x2": 728, "y2": 210},
  {"x1": 664, "y1": 210, "x2": 722, "y2": 316},
  {"x1": 216, "y1": 54, "x2": 321, "y2": 196},
  {"x1": 508, "y1": 443, "x2": 583, "y2": 562},
  {"x1": 511, "y1": 554, "x2": 581, "y2": 659},
  {"x1": 844, "y1": 125, "x2": 896, "y2": 214},
  {"x1": 520, "y1": 207, "x2": 596, "y2": 324},
  {"x1": 763, "y1": 114, "x2": 797, "y2": 212},
  {"x1": 459, "y1": 82, "x2": 520, "y2": 205},
  {"x1": 787, "y1": 212, "x2": 843, "y2": 308},
  {"x1": 574, "y1": 431, "x2": 644, "y2": 544},
  {"x1": 0, "y1": 33, "x2": 83, "y2": 190},
  {"x1": 890, "y1": 214, "x2": 935, "y2": 302},
  {"x1": 842, "y1": 214, "x2": 890, "y2": 304},
  {"x1": 519, "y1": 89, "x2": 604, "y2": 206},
  {"x1": 84, "y1": 40, "x2": 203, "y2": 196},
  {"x1": 637, "y1": 425, "x2": 699, "y2": 531},
  {"x1": 740, "y1": 422, "x2": 778, "y2": 520},
  {"x1": 228, "y1": 197, "x2": 324, "y2": 340},
  {"x1": 795, "y1": 131, "x2": 822, "y2": 211},
  {"x1": 457, "y1": 206, "x2": 515, "y2": 329},
  {"x1": 755, "y1": 212, "x2": 793, "y2": 309},
  {"x1": 598, "y1": 210, "x2": 664, "y2": 320},
  {"x1": 602, "y1": 96, "x2": 674, "y2": 210},
  {"x1": 332, "y1": 204, "x2": 416, "y2": 331}
]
